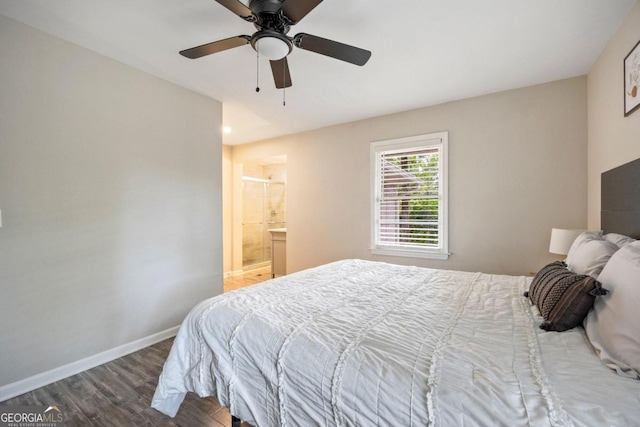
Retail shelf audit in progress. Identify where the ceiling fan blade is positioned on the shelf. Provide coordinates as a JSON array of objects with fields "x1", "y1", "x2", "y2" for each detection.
[
  {"x1": 214, "y1": 0, "x2": 254, "y2": 21},
  {"x1": 281, "y1": 0, "x2": 323, "y2": 24},
  {"x1": 270, "y1": 57, "x2": 292, "y2": 89},
  {"x1": 294, "y1": 33, "x2": 371, "y2": 66},
  {"x1": 180, "y1": 36, "x2": 250, "y2": 59}
]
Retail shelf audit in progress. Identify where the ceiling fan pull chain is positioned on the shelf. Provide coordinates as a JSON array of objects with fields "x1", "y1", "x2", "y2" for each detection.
[
  {"x1": 282, "y1": 64, "x2": 286, "y2": 106},
  {"x1": 255, "y1": 51, "x2": 260, "y2": 92}
]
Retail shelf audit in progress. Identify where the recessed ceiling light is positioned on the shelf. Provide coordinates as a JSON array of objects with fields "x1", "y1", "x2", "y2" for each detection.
[{"x1": 223, "y1": 126, "x2": 232, "y2": 134}]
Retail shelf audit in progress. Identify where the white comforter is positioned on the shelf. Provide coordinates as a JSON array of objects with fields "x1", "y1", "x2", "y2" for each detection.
[{"x1": 151, "y1": 259, "x2": 640, "y2": 426}]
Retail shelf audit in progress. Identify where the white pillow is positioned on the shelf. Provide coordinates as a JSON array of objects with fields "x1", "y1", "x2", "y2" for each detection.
[
  {"x1": 566, "y1": 231, "x2": 618, "y2": 279},
  {"x1": 584, "y1": 241, "x2": 640, "y2": 379},
  {"x1": 604, "y1": 233, "x2": 636, "y2": 249}
]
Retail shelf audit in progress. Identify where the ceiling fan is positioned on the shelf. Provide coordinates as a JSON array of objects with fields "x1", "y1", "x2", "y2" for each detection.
[{"x1": 179, "y1": 0, "x2": 372, "y2": 89}]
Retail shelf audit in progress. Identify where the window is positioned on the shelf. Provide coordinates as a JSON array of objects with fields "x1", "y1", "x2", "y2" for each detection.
[{"x1": 370, "y1": 132, "x2": 449, "y2": 259}]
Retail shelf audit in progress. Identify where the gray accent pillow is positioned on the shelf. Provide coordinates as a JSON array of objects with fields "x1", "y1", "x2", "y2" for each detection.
[
  {"x1": 526, "y1": 261, "x2": 608, "y2": 332},
  {"x1": 584, "y1": 241, "x2": 640, "y2": 379}
]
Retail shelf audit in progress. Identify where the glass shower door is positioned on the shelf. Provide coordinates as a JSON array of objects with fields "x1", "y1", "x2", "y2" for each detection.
[
  {"x1": 264, "y1": 182, "x2": 286, "y2": 259},
  {"x1": 242, "y1": 180, "x2": 266, "y2": 267}
]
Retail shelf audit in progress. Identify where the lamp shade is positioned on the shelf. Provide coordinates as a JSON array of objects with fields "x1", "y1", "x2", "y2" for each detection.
[
  {"x1": 549, "y1": 228, "x2": 585, "y2": 255},
  {"x1": 255, "y1": 36, "x2": 290, "y2": 60}
]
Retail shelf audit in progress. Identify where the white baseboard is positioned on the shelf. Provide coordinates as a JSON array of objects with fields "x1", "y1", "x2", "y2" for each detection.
[
  {"x1": 0, "y1": 325, "x2": 180, "y2": 402},
  {"x1": 224, "y1": 269, "x2": 244, "y2": 278}
]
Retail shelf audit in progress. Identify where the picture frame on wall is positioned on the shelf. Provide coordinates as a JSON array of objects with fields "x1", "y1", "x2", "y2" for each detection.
[{"x1": 624, "y1": 39, "x2": 640, "y2": 117}]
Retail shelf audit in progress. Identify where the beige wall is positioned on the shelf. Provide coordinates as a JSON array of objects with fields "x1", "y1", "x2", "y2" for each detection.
[
  {"x1": 231, "y1": 77, "x2": 588, "y2": 276},
  {"x1": 0, "y1": 15, "x2": 223, "y2": 387},
  {"x1": 587, "y1": 1, "x2": 640, "y2": 229}
]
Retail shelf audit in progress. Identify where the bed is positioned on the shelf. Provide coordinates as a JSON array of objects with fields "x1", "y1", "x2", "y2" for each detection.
[{"x1": 151, "y1": 160, "x2": 640, "y2": 426}]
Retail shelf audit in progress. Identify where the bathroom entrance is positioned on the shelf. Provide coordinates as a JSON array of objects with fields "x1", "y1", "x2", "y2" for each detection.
[{"x1": 241, "y1": 156, "x2": 286, "y2": 269}]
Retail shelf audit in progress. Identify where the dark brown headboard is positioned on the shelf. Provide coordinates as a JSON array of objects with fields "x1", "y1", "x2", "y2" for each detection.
[{"x1": 601, "y1": 157, "x2": 640, "y2": 238}]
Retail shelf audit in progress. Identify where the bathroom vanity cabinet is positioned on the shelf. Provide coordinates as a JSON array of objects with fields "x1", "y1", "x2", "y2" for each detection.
[{"x1": 269, "y1": 228, "x2": 286, "y2": 278}]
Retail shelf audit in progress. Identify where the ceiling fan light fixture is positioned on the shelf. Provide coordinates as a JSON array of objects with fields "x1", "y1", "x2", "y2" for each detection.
[{"x1": 254, "y1": 35, "x2": 291, "y2": 60}]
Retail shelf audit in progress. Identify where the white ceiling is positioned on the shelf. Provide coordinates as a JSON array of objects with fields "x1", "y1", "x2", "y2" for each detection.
[{"x1": 0, "y1": 0, "x2": 635, "y2": 145}]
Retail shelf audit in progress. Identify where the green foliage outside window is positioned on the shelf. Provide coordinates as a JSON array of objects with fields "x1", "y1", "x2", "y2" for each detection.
[{"x1": 384, "y1": 151, "x2": 440, "y2": 247}]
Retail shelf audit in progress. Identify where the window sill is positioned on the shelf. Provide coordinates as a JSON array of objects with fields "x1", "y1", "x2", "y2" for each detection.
[{"x1": 370, "y1": 246, "x2": 450, "y2": 260}]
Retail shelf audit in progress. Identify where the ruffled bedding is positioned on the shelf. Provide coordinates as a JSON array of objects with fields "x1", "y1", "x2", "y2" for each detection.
[{"x1": 151, "y1": 259, "x2": 640, "y2": 426}]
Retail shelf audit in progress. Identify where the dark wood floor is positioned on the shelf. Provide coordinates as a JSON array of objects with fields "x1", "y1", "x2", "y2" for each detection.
[
  {"x1": 0, "y1": 270, "x2": 269, "y2": 426},
  {"x1": 1, "y1": 338, "x2": 252, "y2": 427}
]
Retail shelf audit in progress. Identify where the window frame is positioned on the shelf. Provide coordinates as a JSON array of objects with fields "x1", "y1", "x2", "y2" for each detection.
[{"x1": 370, "y1": 132, "x2": 449, "y2": 260}]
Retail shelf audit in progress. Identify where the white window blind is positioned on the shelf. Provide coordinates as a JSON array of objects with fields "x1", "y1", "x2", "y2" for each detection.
[{"x1": 370, "y1": 132, "x2": 449, "y2": 259}]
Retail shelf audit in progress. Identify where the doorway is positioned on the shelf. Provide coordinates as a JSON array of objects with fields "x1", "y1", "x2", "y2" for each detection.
[{"x1": 241, "y1": 156, "x2": 287, "y2": 270}]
